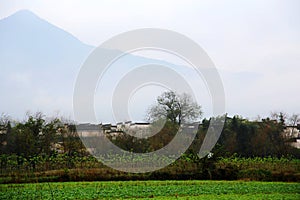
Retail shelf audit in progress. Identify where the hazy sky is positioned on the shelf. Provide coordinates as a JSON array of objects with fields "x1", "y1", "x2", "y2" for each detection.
[{"x1": 1, "y1": 0, "x2": 300, "y2": 120}]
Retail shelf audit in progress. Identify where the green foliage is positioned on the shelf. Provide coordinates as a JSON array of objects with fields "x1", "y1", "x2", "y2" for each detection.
[
  {"x1": 0, "y1": 181, "x2": 299, "y2": 200},
  {"x1": 0, "y1": 153, "x2": 299, "y2": 183},
  {"x1": 0, "y1": 113, "x2": 86, "y2": 159},
  {"x1": 214, "y1": 115, "x2": 297, "y2": 158},
  {"x1": 0, "y1": 112, "x2": 300, "y2": 183},
  {"x1": 1, "y1": 112, "x2": 299, "y2": 162}
]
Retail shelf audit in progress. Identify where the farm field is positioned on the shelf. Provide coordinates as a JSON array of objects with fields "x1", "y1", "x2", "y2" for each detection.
[{"x1": 0, "y1": 180, "x2": 299, "y2": 200}]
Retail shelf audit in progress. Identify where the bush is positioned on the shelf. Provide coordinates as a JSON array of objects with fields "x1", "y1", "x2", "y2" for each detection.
[
  {"x1": 214, "y1": 164, "x2": 239, "y2": 180},
  {"x1": 238, "y1": 169, "x2": 272, "y2": 181}
]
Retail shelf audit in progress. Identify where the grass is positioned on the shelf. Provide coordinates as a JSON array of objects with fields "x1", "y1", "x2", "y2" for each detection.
[{"x1": 0, "y1": 180, "x2": 299, "y2": 199}]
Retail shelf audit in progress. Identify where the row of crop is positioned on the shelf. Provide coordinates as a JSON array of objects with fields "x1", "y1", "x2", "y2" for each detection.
[
  {"x1": 217, "y1": 155, "x2": 300, "y2": 173},
  {"x1": 1, "y1": 153, "x2": 299, "y2": 174},
  {"x1": 1, "y1": 181, "x2": 299, "y2": 199},
  {"x1": 1, "y1": 153, "x2": 299, "y2": 183},
  {"x1": 0, "y1": 153, "x2": 186, "y2": 174},
  {"x1": 0, "y1": 154, "x2": 101, "y2": 174}
]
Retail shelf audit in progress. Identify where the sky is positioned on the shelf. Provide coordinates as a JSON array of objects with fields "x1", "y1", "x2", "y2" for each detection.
[{"x1": 0, "y1": 0, "x2": 300, "y2": 121}]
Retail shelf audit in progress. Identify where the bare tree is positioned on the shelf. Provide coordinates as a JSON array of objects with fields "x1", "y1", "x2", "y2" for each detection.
[
  {"x1": 0, "y1": 113, "x2": 11, "y2": 126},
  {"x1": 288, "y1": 114, "x2": 300, "y2": 126},
  {"x1": 147, "y1": 91, "x2": 202, "y2": 125},
  {"x1": 270, "y1": 111, "x2": 287, "y2": 125},
  {"x1": 287, "y1": 114, "x2": 300, "y2": 138}
]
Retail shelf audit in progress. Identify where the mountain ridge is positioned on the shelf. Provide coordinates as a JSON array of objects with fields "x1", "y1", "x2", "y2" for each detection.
[
  {"x1": 0, "y1": 10, "x2": 96, "y2": 118},
  {"x1": 0, "y1": 9, "x2": 94, "y2": 49},
  {"x1": 0, "y1": 9, "x2": 94, "y2": 71}
]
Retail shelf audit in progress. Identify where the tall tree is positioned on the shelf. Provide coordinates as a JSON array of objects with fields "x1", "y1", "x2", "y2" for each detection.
[{"x1": 147, "y1": 91, "x2": 202, "y2": 125}]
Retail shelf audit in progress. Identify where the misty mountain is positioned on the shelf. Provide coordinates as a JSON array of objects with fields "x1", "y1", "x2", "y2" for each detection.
[
  {"x1": 0, "y1": 10, "x2": 93, "y2": 68},
  {"x1": 0, "y1": 10, "x2": 94, "y2": 118},
  {"x1": 0, "y1": 10, "x2": 199, "y2": 121},
  {"x1": 0, "y1": 10, "x2": 261, "y2": 121}
]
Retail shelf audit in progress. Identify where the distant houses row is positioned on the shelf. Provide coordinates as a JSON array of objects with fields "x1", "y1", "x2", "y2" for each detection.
[
  {"x1": 75, "y1": 122, "x2": 300, "y2": 149},
  {"x1": 283, "y1": 125, "x2": 300, "y2": 148},
  {"x1": 76, "y1": 121, "x2": 152, "y2": 138}
]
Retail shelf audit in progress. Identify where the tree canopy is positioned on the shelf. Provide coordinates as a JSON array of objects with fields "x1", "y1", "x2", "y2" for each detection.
[{"x1": 147, "y1": 91, "x2": 202, "y2": 125}]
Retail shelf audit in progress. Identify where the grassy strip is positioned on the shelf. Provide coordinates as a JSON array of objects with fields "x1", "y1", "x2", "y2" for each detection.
[{"x1": 0, "y1": 180, "x2": 299, "y2": 199}]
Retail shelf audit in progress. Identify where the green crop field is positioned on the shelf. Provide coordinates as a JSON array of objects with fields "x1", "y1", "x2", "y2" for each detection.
[{"x1": 0, "y1": 180, "x2": 299, "y2": 199}]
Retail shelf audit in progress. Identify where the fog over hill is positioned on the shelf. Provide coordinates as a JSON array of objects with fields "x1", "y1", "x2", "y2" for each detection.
[
  {"x1": 0, "y1": 10, "x2": 94, "y2": 119},
  {"x1": 1, "y1": 10, "x2": 293, "y2": 122},
  {"x1": 0, "y1": 10, "x2": 221, "y2": 123}
]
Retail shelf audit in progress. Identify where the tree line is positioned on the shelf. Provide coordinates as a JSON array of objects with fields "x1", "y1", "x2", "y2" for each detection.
[
  {"x1": 0, "y1": 113, "x2": 86, "y2": 161},
  {"x1": 0, "y1": 91, "x2": 299, "y2": 162}
]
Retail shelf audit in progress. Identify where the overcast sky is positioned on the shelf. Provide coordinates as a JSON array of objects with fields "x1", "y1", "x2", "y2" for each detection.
[{"x1": 1, "y1": 0, "x2": 300, "y2": 120}]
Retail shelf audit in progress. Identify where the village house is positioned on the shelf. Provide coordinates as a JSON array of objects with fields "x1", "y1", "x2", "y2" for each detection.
[{"x1": 283, "y1": 125, "x2": 300, "y2": 149}]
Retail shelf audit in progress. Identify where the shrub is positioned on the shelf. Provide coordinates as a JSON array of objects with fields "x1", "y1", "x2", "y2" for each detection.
[{"x1": 238, "y1": 169, "x2": 272, "y2": 181}]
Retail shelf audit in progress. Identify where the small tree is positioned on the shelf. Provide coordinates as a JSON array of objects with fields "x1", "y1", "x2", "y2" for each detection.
[
  {"x1": 60, "y1": 124, "x2": 86, "y2": 156},
  {"x1": 5, "y1": 112, "x2": 62, "y2": 158},
  {"x1": 287, "y1": 114, "x2": 300, "y2": 138},
  {"x1": 0, "y1": 114, "x2": 11, "y2": 154}
]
